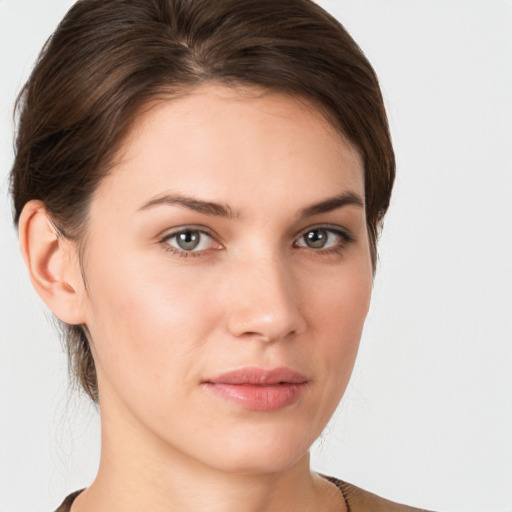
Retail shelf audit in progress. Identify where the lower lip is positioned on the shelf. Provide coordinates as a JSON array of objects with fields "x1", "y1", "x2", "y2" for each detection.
[{"x1": 204, "y1": 383, "x2": 307, "y2": 411}]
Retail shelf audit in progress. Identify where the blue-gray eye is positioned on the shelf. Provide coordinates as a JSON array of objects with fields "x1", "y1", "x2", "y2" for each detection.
[
  {"x1": 297, "y1": 228, "x2": 343, "y2": 249},
  {"x1": 168, "y1": 230, "x2": 213, "y2": 251}
]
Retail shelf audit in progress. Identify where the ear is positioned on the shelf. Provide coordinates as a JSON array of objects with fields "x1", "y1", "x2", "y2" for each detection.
[{"x1": 18, "y1": 200, "x2": 87, "y2": 325}]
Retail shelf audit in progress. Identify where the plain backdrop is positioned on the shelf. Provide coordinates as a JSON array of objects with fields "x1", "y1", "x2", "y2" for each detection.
[{"x1": 1, "y1": 1, "x2": 511, "y2": 511}]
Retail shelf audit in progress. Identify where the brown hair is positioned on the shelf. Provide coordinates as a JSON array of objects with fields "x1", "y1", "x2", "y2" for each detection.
[{"x1": 10, "y1": 0, "x2": 395, "y2": 402}]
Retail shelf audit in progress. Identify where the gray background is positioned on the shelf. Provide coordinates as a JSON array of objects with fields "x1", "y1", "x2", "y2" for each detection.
[{"x1": 1, "y1": 1, "x2": 511, "y2": 511}]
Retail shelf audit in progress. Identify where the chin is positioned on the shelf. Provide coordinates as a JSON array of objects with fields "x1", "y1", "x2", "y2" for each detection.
[
  {"x1": 208, "y1": 448, "x2": 309, "y2": 476},
  {"x1": 192, "y1": 422, "x2": 316, "y2": 475}
]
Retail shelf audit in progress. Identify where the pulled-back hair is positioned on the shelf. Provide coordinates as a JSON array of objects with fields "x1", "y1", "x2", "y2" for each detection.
[{"x1": 10, "y1": 0, "x2": 395, "y2": 402}]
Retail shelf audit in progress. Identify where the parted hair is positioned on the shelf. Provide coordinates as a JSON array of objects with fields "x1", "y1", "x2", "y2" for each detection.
[{"x1": 10, "y1": 0, "x2": 395, "y2": 402}]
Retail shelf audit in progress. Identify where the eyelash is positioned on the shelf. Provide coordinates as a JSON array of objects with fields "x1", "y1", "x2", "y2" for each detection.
[
  {"x1": 294, "y1": 226, "x2": 355, "y2": 255},
  {"x1": 160, "y1": 225, "x2": 355, "y2": 258},
  {"x1": 160, "y1": 227, "x2": 219, "y2": 258}
]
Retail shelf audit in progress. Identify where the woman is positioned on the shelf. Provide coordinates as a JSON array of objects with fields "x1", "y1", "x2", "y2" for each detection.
[{"x1": 10, "y1": 0, "x2": 433, "y2": 510}]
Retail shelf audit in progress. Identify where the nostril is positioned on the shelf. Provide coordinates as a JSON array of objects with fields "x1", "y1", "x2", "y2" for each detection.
[
  {"x1": 225, "y1": 281, "x2": 306, "y2": 341},
  {"x1": 240, "y1": 331, "x2": 273, "y2": 342},
  {"x1": 239, "y1": 329, "x2": 298, "y2": 344}
]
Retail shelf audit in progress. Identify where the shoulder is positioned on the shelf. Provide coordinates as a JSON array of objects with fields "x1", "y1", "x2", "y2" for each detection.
[
  {"x1": 323, "y1": 475, "x2": 436, "y2": 512},
  {"x1": 53, "y1": 490, "x2": 83, "y2": 512},
  {"x1": 55, "y1": 480, "x2": 438, "y2": 512}
]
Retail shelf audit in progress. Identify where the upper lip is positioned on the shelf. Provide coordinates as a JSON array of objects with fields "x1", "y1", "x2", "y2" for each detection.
[{"x1": 204, "y1": 366, "x2": 308, "y2": 385}]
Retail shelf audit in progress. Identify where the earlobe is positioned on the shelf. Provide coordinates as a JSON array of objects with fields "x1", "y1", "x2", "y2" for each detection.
[{"x1": 18, "y1": 200, "x2": 87, "y2": 325}]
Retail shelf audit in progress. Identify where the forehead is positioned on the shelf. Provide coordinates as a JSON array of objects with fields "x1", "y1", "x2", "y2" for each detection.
[{"x1": 98, "y1": 84, "x2": 364, "y2": 213}]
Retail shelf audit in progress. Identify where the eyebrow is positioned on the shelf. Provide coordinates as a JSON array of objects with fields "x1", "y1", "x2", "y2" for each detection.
[
  {"x1": 138, "y1": 191, "x2": 364, "y2": 218},
  {"x1": 298, "y1": 191, "x2": 364, "y2": 218},
  {"x1": 138, "y1": 193, "x2": 236, "y2": 218}
]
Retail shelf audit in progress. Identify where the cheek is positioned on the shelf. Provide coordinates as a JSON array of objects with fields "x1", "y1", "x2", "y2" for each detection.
[
  {"x1": 83, "y1": 250, "x2": 220, "y2": 389},
  {"x1": 309, "y1": 250, "x2": 372, "y2": 326},
  {"x1": 291, "y1": 257, "x2": 371, "y2": 435},
  {"x1": 306, "y1": 257, "x2": 372, "y2": 377}
]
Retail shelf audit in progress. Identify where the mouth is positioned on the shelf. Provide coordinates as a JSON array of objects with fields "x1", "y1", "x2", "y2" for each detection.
[{"x1": 202, "y1": 367, "x2": 308, "y2": 412}]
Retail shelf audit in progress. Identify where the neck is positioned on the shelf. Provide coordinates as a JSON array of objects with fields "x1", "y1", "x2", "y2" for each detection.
[
  {"x1": 72, "y1": 388, "x2": 345, "y2": 512},
  {"x1": 77, "y1": 446, "x2": 333, "y2": 512}
]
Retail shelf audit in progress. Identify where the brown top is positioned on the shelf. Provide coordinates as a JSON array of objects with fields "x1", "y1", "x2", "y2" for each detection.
[
  {"x1": 54, "y1": 476, "x2": 435, "y2": 512},
  {"x1": 323, "y1": 476, "x2": 434, "y2": 512}
]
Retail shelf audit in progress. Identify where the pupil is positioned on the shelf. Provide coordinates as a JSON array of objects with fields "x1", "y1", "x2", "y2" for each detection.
[
  {"x1": 306, "y1": 229, "x2": 327, "y2": 248},
  {"x1": 177, "y1": 231, "x2": 200, "y2": 250}
]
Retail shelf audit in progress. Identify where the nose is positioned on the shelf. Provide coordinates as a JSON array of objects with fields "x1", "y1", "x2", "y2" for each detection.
[{"x1": 225, "y1": 254, "x2": 306, "y2": 342}]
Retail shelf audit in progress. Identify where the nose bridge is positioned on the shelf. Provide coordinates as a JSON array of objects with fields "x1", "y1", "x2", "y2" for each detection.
[{"x1": 225, "y1": 248, "x2": 305, "y2": 341}]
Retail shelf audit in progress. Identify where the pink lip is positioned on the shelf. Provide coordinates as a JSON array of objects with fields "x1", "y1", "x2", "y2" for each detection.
[{"x1": 203, "y1": 367, "x2": 308, "y2": 412}]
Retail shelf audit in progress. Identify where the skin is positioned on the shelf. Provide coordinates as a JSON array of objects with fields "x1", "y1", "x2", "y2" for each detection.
[{"x1": 19, "y1": 84, "x2": 372, "y2": 512}]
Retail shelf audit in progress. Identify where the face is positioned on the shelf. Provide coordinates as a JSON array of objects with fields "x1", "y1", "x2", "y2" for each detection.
[{"x1": 78, "y1": 84, "x2": 372, "y2": 474}]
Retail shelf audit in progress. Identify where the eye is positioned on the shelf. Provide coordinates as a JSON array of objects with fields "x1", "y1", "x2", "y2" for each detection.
[
  {"x1": 163, "y1": 229, "x2": 217, "y2": 253},
  {"x1": 295, "y1": 227, "x2": 350, "y2": 250}
]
